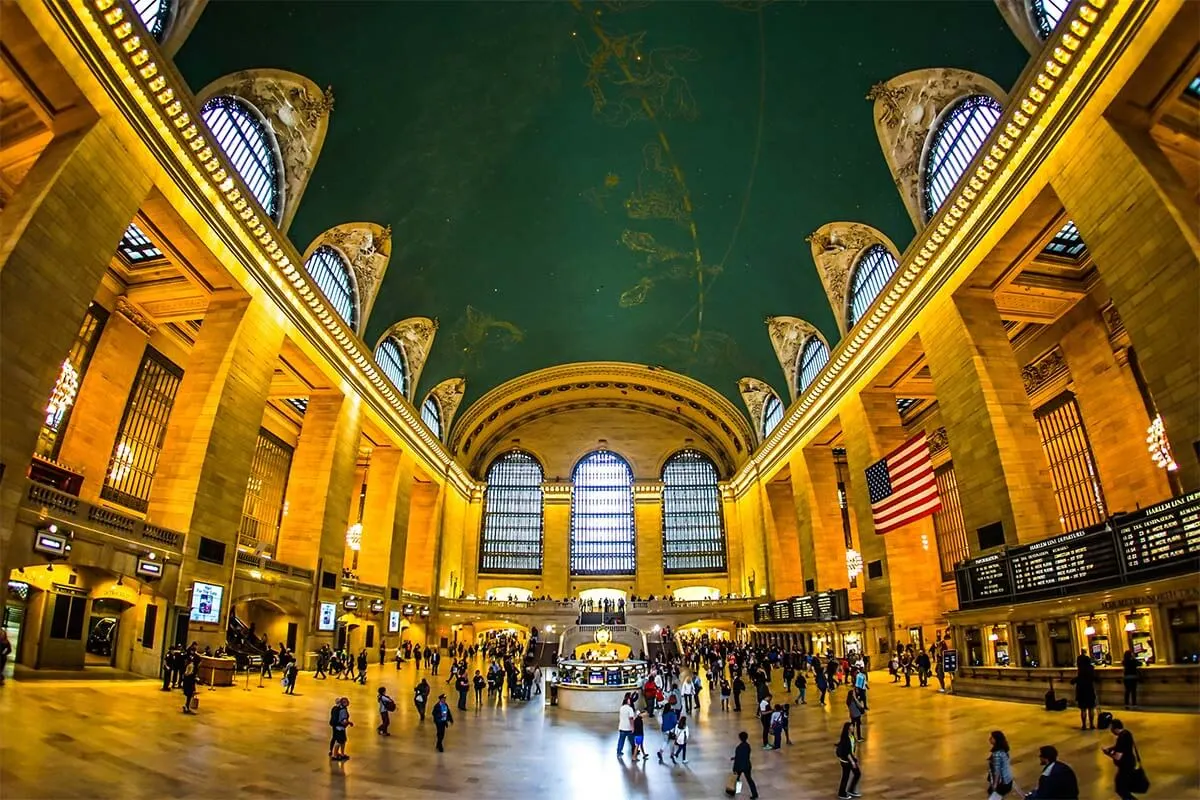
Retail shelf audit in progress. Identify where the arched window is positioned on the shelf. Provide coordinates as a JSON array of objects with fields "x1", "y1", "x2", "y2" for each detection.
[
  {"x1": 479, "y1": 451, "x2": 544, "y2": 574},
  {"x1": 374, "y1": 337, "x2": 408, "y2": 396},
  {"x1": 570, "y1": 450, "x2": 635, "y2": 575},
  {"x1": 421, "y1": 395, "x2": 442, "y2": 440},
  {"x1": 761, "y1": 392, "x2": 784, "y2": 439},
  {"x1": 847, "y1": 244, "x2": 900, "y2": 327},
  {"x1": 200, "y1": 96, "x2": 282, "y2": 223},
  {"x1": 797, "y1": 335, "x2": 830, "y2": 393},
  {"x1": 304, "y1": 245, "x2": 357, "y2": 328},
  {"x1": 132, "y1": 0, "x2": 172, "y2": 41},
  {"x1": 662, "y1": 450, "x2": 725, "y2": 574},
  {"x1": 1030, "y1": 0, "x2": 1070, "y2": 40},
  {"x1": 922, "y1": 94, "x2": 1003, "y2": 220}
]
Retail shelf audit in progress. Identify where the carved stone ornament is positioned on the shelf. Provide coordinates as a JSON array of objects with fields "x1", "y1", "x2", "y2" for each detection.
[
  {"x1": 868, "y1": 68, "x2": 1008, "y2": 230},
  {"x1": 428, "y1": 378, "x2": 467, "y2": 440},
  {"x1": 114, "y1": 296, "x2": 157, "y2": 335},
  {"x1": 991, "y1": 0, "x2": 1044, "y2": 56},
  {"x1": 805, "y1": 222, "x2": 898, "y2": 336},
  {"x1": 737, "y1": 377, "x2": 776, "y2": 444},
  {"x1": 197, "y1": 69, "x2": 334, "y2": 233},
  {"x1": 765, "y1": 316, "x2": 825, "y2": 402},
  {"x1": 305, "y1": 223, "x2": 392, "y2": 332},
  {"x1": 927, "y1": 426, "x2": 949, "y2": 456},
  {"x1": 160, "y1": 0, "x2": 209, "y2": 58},
  {"x1": 376, "y1": 317, "x2": 438, "y2": 402},
  {"x1": 1021, "y1": 346, "x2": 1069, "y2": 396}
]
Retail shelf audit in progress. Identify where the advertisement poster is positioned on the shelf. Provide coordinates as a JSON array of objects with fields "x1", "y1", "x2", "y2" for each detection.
[
  {"x1": 388, "y1": 610, "x2": 401, "y2": 633},
  {"x1": 189, "y1": 581, "x2": 224, "y2": 624},
  {"x1": 318, "y1": 602, "x2": 338, "y2": 631}
]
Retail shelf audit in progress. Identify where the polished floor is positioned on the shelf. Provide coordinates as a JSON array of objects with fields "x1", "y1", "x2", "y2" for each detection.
[{"x1": 0, "y1": 659, "x2": 1197, "y2": 799}]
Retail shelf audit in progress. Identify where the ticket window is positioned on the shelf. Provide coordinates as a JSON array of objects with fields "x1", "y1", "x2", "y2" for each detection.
[
  {"x1": 990, "y1": 624, "x2": 1011, "y2": 667},
  {"x1": 1047, "y1": 621, "x2": 1076, "y2": 668},
  {"x1": 1016, "y1": 624, "x2": 1040, "y2": 667},
  {"x1": 1122, "y1": 609, "x2": 1155, "y2": 665},
  {"x1": 1080, "y1": 615, "x2": 1112, "y2": 665},
  {"x1": 965, "y1": 627, "x2": 984, "y2": 667},
  {"x1": 1169, "y1": 605, "x2": 1200, "y2": 665}
]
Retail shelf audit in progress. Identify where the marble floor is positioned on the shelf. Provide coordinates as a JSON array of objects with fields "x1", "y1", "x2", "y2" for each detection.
[{"x1": 0, "y1": 660, "x2": 1197, "y2": 799}]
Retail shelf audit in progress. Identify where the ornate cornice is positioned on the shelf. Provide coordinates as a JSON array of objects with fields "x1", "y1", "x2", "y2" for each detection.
[
  {"x1": 114, "y1": 296, "x2": 156, "y2": 335},
  {"x1": 805, "y1": 222, "x2": 900, "y2": 336},
  {"x1": 304, "y1": 222, "x2": 392, "y2": 334},
  {"x1": 765, "y1": 316, "x2": 826, "y2": 402},
  {"x1": 1022, "y1": 346, "x2": 1069, "y2": 396}
]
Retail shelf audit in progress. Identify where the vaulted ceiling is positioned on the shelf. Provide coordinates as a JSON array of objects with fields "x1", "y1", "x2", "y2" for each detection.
[{"x1": 176, "y1": 1, "x2": 1027, "y2": 410}]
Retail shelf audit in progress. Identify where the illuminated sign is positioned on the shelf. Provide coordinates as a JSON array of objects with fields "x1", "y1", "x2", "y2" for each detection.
[
  {"x1": 388, "y1": 611, "x2": 401, "y2": 633},
  {"x1": 318, "y1": 602, "x2": 337, "y2": 631},
  {"x1": 135, "y1": 558, "x2": 163, "y2": 580},
  {"x1": 33, "y1": 530, "x2": 69, "y2": 558},
  {"x1": 343, "y1": 596, "x2": 360, "y2": 611},
  {"x1": 189, "y1": 581, "x2": 224, "y2": 624}
]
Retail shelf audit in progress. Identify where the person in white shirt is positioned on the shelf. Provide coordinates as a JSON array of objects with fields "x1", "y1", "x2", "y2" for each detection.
[
  {"x1": 680, "y1": 676, "x2": 696, "y2": 713},
  {"x1": 670, "y1": 715, "x2": 690, "y2": 763},
  {"x1": 758, "y1": 695, "x2": 773, "y2": 749},
  {"x1": 617, "y1": 697, "x2": 637, "y2": 756}
]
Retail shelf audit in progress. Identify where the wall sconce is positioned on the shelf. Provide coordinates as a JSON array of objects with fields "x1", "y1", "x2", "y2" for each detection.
[{"x1": 345, "y1": 522, "x2": 362, "y2": 552}]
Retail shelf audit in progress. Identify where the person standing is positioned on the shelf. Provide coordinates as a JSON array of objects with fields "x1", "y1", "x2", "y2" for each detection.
[
  {"x1": 431, "y1": 693, "x2": 454, "y2": 752},
  {"x1": 988, "y1": 731, "x2": 1015, "y2": 799},
  {"x1": 671, "y1": 715, "x2": 690, "y2": 763},
  {"x1": 1102, "y1": 719, "x2": 1147, "y2": 800},
  {"x1": 414, "y1": 678, "x2": 430, "y2": 721},
  {"x1": 1121, "y1": 650, "x2": 1140, "y2": 709},
  {"x1": 846, "y1": 686, "x2": 865, "y2": 741},
  {"x1": 180, "y1": 660, "x2": 198, "y2": 714},
  {"x1": 1024, "y1": 745, "x2": 1080, "y2": 799},
  {"x1": 617, "y1": 696, "x2": 637, "y2": 756},
  {"x1": 356, "y1": 649, "x2": 368, "y2": 685},
  {"x1": 854, "y1": 665, "x2": 869, "y2": 710},
  {"x1": 835, "y1": 721, "x2": 862, "y2": 800},
  {"x1": 732, "y1": 674, "x2": 745, "y2": 712},
  {"x1": 378, "y1": 640, "x2": 387, "y2": 666},
  {"x1": 720, "y1": 678, "x2": 731, "y2": 711},
  {"x1": 455, "y1": 672, "x2": 470, "y2": 711},
  {"x1": 377, "y1": 686, "x2": 395, "y2": 736},
  {"x1": 315, "y1": 646, "x2": 328, "y2": 680},
  {"x1": 730, "y1": 731, "x2": 760, "y2": 800},
  {"x1": 431, "y1": 648, "x2": 441, "y2": 676},
  {"x1": 757, "y1": 694, "x2": 773, "y2": 749},
  {"x1": 472, "y1": 670, "x2": 485, "y2": 707},
  {"x1": 283, "y1": 660, "x2": 298, "y2": 695},
  {"x1": 681, "y1": 674, "x2": 695, "y2": 714},
  {"x1": 328, "y1": 697, "x2": 352, "y2": 761},
  {"x1": 0, "y1": 628, "x2": 11, "y2": 685},
  {"x1": 1071, "y1": 650, "x2": 1097, "y2": 730}
]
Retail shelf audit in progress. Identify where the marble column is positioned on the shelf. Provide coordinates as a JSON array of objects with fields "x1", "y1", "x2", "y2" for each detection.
[
  {"x1": 789, "y1": 446, "x2": 850, "y2": 594},
  {"x1": 634, "y1": 481, "x2": 664, "y2": 598},
  {"x1": 540, "y1": 483, "x2": 572, "y2": 599}
]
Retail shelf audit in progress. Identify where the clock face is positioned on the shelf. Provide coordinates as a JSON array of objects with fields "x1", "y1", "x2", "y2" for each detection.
[{"x1": 594, "y1": 627, "x2": 611, "y2": 647}]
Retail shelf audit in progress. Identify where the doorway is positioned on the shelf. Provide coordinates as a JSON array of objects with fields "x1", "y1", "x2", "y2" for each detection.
[{"x1": 86, "y1": 598, "x2": 132, "y2": 667}]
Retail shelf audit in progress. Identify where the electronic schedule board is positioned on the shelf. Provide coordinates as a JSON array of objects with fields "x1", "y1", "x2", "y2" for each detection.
[{"x1": 754, "y1": 589, "x2": 852, "y2": 624}]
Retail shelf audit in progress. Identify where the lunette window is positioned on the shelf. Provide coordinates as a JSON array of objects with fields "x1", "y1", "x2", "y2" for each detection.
[
  {"x1": 797, "y1": 335, "x2": 829, "y2": 393},
  {"x1": 662, "y1": 449, "x2": 726, "y2": 574},
  {"x1": 200, "y1": 96, "x2": 282, "y2": 223},
  {"x1": 761, "y1": 392, "x2": 784, "y2": 439},
  {"x1": 421, "y1": 396, "x2": 442, "y2": 440},
  {"x1": 923, "y1": 95, "x2": 1003, "y2": 220},
  {"x1": 304, "y1": 245, "x2": 357, "y2": 328},
  {"x1": 570, "y1": 450, "x2": 635, "y2": 575},
  {"x1": 1029, "y1": 0, "x2": 1070, "y2": 40},
  {"x1": 847, "y1": 244, "x2": 899, "y2": 328},
  {"x1": 375, "y1": 337, "x2": 408, "y2": 396},
  {"x1": 479, "y1": 451, "x2": 544, "y2": 574},
  {"x1": 132, "y1": 0, "x2": 172, "y2": 41}
]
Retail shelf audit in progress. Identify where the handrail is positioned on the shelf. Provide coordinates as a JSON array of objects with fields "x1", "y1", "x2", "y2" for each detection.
[
  {"x1": 342, "y1": 578, "x2": 386, "y2": 597},
  {"x1": 234, "y1": 552, "x2": 314, "y2": 583},
  {"x1": 22, "y1": 478, "x2": 184, "y2": 552}
]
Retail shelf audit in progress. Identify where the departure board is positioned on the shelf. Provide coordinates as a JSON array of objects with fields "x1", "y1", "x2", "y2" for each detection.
[
  {"x1": 1009, "y1": 526, "x2": 1120, "y2": 596},
  {"x1": 790, "y1": 595, "x2": 816, "y2": 620},
  {"x1": 771, "y1": 600, "x2": 792, "y2": 621},
  {"x1": 1116, "y1": 491, "x2": 1200, "y2": 573},
  {"x1": 960, "y1": 553, "x2": 1011, "y2": 604},
  {"x1": 754, "y1": 590, "x2": 851, "y2": 624}
]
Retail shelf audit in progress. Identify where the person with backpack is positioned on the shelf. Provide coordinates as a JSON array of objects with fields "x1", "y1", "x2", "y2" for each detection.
[
  {"x1": 835, "y1": 721, "x2": 861, "y2": 799},
  {"x1": 414, "y1": 678, "x2": 430, "y2": 721},
  {"x1": 431, "y1": 693, "x2": 454, "y2": 752},
  {"x1": 1103, "y1": 719, "x2": 1149, "y2": 800},
  {"x1": 657, "y1": 700, "x2": 680, "y2": 762},
  {"x1": 670, "y1": 715, "x2": 690, "y2": 763},
  {"x1": 282, "y1": 659, "x2": 298, "y2": 695},
  {"x1": 376, "y1": 686, "x2": 396, "y2": 735},
  {"x1": 328, "y1": 697, "x2": 353, "y2": 761}
]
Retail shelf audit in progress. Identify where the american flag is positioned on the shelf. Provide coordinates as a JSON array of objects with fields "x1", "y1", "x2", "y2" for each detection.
[{"x1": 865, "y1": 433, "x2": 941, "y2": 535}]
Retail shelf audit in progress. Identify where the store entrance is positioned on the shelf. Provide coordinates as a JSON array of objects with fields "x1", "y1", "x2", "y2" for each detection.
[{"x1": 85, "y1": 598, "x2": 132, "y2": 667}]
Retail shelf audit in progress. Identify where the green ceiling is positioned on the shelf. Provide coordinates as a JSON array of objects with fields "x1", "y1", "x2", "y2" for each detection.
[{"x1": 176, "y1": 1, "x2": 1027, "y2": 412}]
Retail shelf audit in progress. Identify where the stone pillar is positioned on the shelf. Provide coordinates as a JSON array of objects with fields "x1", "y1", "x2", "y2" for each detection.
[
  {"x1": 790, "y1": 446, "x2": 850, "y2": 594},
  {"x1": 356, "y1": 447, "x2": 415, "y2": 589},
  {"x1": 1052, "y1": 118, "x2": 1200, "y2": 490},
  {"x1": 147, "y1": 292, "x2": 286, "y2": 605},
  {"x1": 401, "y1": 480, "x2": 441, "y2": 597},
  {"x1": 840, "y1": 391, "x2": 943, "y2": 626},
  {"x1": 720, "y1": 484, "x2": 745, "y2": 595},
  {"x1": 55, "y1": 309, "x2": 153, "y2": 500},
  {"x1": 541, "y1": 483, "x2": 572, "y2": 599},
  {"x1": 460, "y1": 487, "x2": 484, "y2": 598},
  {"x1": 921, "y1": 291, "x2": 1061, "y2": 547},
  {"x1": 0, "y1": 120, "x2": 151, "y2": 558},
  {"x1": 275, "y1": 390, "x2": 363, "y2": 580},
  {"x1": 634, "y1": 481, "x2": 664, "y2": 598},
  {"x1": 436, "y1": 484, "x2": 468, "y2": 598},
  {"x1": 764, "y1": 481, "x2": 804, "y2": 598},
  {"x1": 735, "y1": 483, "x2": 768, "y2": 599}
]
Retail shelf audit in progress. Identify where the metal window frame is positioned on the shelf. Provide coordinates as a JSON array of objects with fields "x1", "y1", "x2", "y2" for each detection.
[
  {"x1": 200, "y1": 95, "x2": 281, "y2": 223},
  {"x1": 304, "y1": 245, "x2": 358, "y2": 329},
  {"x1": 375, "y1": 337, "x2": 408, "y2": 397},
  {"x1": 116, "y1": 222, "x2": 164, "y2": 263},
  {"x1": 761, "y1": 393, "x2": 784, "y2": 439},
  {"x1": 1041, "y1": 220, "x2": 1088, "y2": 259},
  {"x1": 36, "y1": 303, "x2": 109, "y2": 459},
  {"x1": 421, "y1": 395, "x2": 442, "y2": 440},
  {"x1": 1034, "y1": 391, "x2": 1108, "y2": 532},
  {"x1": 662, "y1": 449, "x2": 726, "y2": 574},
  {"x1": 797, "y1": 336, "x2": 830, "y2": 393},
  {"x1": 922, "y1": 95, "x2": 1003, "y2": 220},
  {"x1": 479, "y1": 450, "x2": 545, "y2": 574},
  {"x1": 131, "y1": 0, "x2": 172, "y2": 42},
  {"x1": 931, "y1": 462, "x2": 971, "y2": 581},
  {"x1": 239, "y1": 428, "x2": 294, "y2": 552},
  {"x1": 1029, "y1": 0, "x2": 1071, "y2": 40},
  {"x1": 570, "y1": 450, "x2": 636, "y2": 576},
  {"x1": 847, "y1": 245, "x2": 900, "y2": 327}
]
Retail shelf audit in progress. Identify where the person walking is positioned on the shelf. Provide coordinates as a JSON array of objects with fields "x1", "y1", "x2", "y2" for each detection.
[
  {"x1": 815, "y1": 666, "x2": 829, "y2": 706},
  {"x1": 314, "y1": 646, "x2": 328, "y2": 680},
  {"x1": 356, "y1": 649, "x2": 368, "y2": 685},
  {"x1": 846, "y1": 686, "x2": 865, "y2": 741},
  {"x1": 720, "y1": 678, "x2": 731, "y2": 711},
  {"x1": 1102, "y1": 719, "x2": 1148, "y2": 800},
  {"x1": 472, "y1": 670, "x2": 485, "y2": 707},
  {"x1": 795, "y1": 669, "x2": 808, "y2": 705},
  {"x1": 617, "y1": 694, "x2": 637, "y2": 756},
  {"x1": 377, "y1": 686, "x2": 395, "y2": 736},
  {"x1": 671, "y1": 715, "x2": 690, "y2": 763},
  {"x1": 414, "y1": 678, "x2": 430, "y2": 721},
  {"x1": 988, "y1": 731, "x2": 1015, "y2": 799},
  {"x1": 0, "y1": 628, "x2": 11, "y2": 685},
  {"x1": 835, "y1": 721, "x2": 862, "y2": 799},
  {"x1": 1121, "y1": 650, "x2": 1140, "y2": 708},
  {"x1": 431, "y1": 693, "x2": 454, "y2": 752},
  {"x1": 328, "y1": 697, "x2": 353, "y2": 761},
  {"x1": 180, "y1": 660, "x2": 198, "y2": 714},
  {"x1": 632, "y1": 708, "x2": 648, "y2": 761},
  {"x1": 1071, "y1": 650, "x2": 1097, "y2": 730},
  {"x1": 283, "y1": 659, "x2": 298, "y2": 695},
  {"x1": 1024, "y1": 745, "x2": 1080, "y2": 799},
  {"x1": 657, "y1": 700, "x2": 679, "y2": 762},
  {"x1": 757, "y1": 694, "x2": 773, "y2": 749},
  {"x1": 730, "y1": 731, "x2": 760, "y2": 799}
]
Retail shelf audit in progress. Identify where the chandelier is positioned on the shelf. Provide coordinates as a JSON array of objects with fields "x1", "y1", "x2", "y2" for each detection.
[
  {"x1": 45, "y1": 359, "x2": 80, "y2": 428},
  {"x1": 1146, "y1": 414, "x2": 1178, "y2": 471},
  {"x1": 845, "y1": 548, "x2": 864, "y2": 580},
  {"x1": 346, "y1": 522, "x2": 363, "y2": 551}
]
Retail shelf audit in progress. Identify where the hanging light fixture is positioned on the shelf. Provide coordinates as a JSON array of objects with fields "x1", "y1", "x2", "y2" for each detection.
[
  {"x1": 345, "y1": 522, "x2": 363, "y2": 551},
  {"x1": 845, "y1": 549, "x2": 864, "y2": 580},
  {"x1": 45, "y1": 359, "x2": 80, "y2": 427},
  {"x1": 1146, "y1": 414, "x2": 1178, "y2": 471}
]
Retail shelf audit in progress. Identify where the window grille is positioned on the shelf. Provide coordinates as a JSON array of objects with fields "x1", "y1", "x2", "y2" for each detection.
[
  {"x1": 570, "y1": 450, "x2": 635, "y2": 575},
  {"x1": 131, "y1": 0, "x2": 172, "y2": 40},
  {"x1": 304, "y1": 245, "x2": 357, "y2": 328},
  {"x1": 797, "y1": 336, "x2": 829, "y2": 393},
  {"x1": 1034, "y1": 392, "x2": 1107, "y2": 531},
  {"x1": 847, "y1": 245, "x2": 900, "y2": 327},
  {"x1": 923, "y1": 95, "x2": 1003, "y2": 220},
  {"x1": 375, "y1": 337, "x2": 408, "y2": 396},
  {"x1": 101, "y1": 347, "x2": 183, "y2": 512},
  {"x1": 896, "y1": 398, "x2": 920, "y2": 414},
  {"x1": 239, "y1": 429, "x2": 293, "y2": 552},
  {"x1": 422, "y1": 396, "x2": 442, "y2": 440},
  {"x1": 36, "y1": 304, "x2": 108, "y2": 459},
  {"x1": 117, "y1": 223, "x2": 163, "y2": 263},
  {"x1": 1030, "y1": 0, "x2": 1071, "y2": 40},
  {"x1": 662, "y1": 450, "x2": 726, "y2": 574},
  {"x1": 200, "y1": 96, "x2": 281, "y2": 223},
  {"x1": 479, "y1": 451, "x2": 544, "y2": 574},
  {"x1": 1188, "y1": 76, "x2": 1200, "y2": 99},
  {"x1": 1041, "y1": 220, "x2": 1087, "y2": 259},
  {"x1": 761, "y1": 392, "x2": 784, "y2": 439},
  {"x1": 285, "y1": 398, "x2": 307, "y2": 416},
  {"x1": 932, "y1": 463, "x2": 970, "y2": 580}
]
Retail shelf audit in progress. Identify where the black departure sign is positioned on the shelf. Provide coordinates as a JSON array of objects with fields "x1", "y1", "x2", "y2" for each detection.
[
  {"x1": 1116, "y1": 491, "x2": 1200, "y2": 575},
  {"x1": 1009, "y1": 525, "x2": 1120, "y2": 596},
  {"x1": 755, "y1": 590, "x2": 851, "y2": 624},
  {"x1": 959, "y1": 553, "x2": 1011, "y2": 606}
]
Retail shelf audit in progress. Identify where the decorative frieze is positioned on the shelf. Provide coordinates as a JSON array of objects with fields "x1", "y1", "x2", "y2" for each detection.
[
  {"x1": 1021, "y1": 347, "x2": 1069, "y2": 395},
  {"x1": 114, "y1": 296, "x2": 156, "y2": 335},
  {"x1": 765, "y1": 316, "x2": 825, "y2": 400}
]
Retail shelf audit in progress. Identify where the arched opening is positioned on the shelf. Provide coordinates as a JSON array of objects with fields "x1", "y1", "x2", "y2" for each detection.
[
  {"x1": 847, "y1": 245, "x2": 900, "y2": 328},
  {"x1": 200, "y1": 95, "x2": 283, "y2": 224},
  {"x1": 421, "y1": 394, "x2": 442, "y2": 440},
  {"x1": 761, "y1": 391, "x2": 784, "y2": 439},
  {"x1": 797, "y1": 335, "x2": 830, "y2": 393},
  {"x1": 570, "y1": 451, "x2": 635, "y2": 575},
  {"x1": 922, "y1": 94, "x2": 1003, "y2": 221},
  {"x1": 479, "y1": 451, "x2": 544, "y2": 574},
  {"x1": 662, "y1": 450, "x2": 726, "y2": 574},
  {"x1": 304, "y1": 245, "x2": 358, "y2": 329},
  {"x1": 374, "y1": 336, "x2": 409, "y2": 396}
]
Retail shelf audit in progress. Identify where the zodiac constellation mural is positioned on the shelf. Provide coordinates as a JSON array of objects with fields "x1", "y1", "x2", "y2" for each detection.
[
  {"x1": 572, "y1": 1, "x2": 768, "y2": 375},
  {"x1": 449, "y1": 305, "x2": 525, "y2": 371}
]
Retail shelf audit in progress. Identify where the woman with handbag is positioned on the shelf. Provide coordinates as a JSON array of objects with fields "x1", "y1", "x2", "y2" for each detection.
[
  {"x1": 835, "y1": 721, "x2": 861, "y2": 800},
  {"x1": 987, "y1": 731, "x2": 1014, "y2": 799},
  {"x1": 1103, "y1": 719, "x2": 1150, "y2": 799},
  {"x1": 180, "y1": 660, "x2": 198, "y2": 714}
]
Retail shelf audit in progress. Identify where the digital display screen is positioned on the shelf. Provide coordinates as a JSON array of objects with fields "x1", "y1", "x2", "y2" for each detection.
[
  {"x1": 388, "y1": 611, "x2": 401, "y2": 633},
  {"x1": 1009, "y1": 526, "x2": 1120, "y2": 595},
  {"x1": 318, "y1": 602, "x2": 337, "y2": 631},
  {"x1": 189, "y1": 582, "x2": 223, "y2": 624},
  {"x1": 755, "y1": 590, "x2": 851, "y2": 624},
  {"x1": 1116, "y1": 491, "x2": 1200, "y2": 573}
]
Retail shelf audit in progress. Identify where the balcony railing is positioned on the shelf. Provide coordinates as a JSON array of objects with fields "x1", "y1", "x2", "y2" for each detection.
[
  {"x1": 342, "y1": 578, "x2": 386, "y2": 597},
  {"x1": 21, "y1": 478, "x2": 183, "y2": 552},
  {"x1": 234, "y1": 551, "x2": 314, "y2": 582}
]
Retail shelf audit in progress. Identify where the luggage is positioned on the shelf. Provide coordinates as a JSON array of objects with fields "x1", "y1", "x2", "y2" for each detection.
[
  {"x1": 189, "y1": 695, "x2": 199, "y2": 710},
  {"x1": 724, "y1": 772, "x2": 742, "y2": 796},
  {"x1": 1097, "y1": 711, "x2": 1113, "y2": 730}
]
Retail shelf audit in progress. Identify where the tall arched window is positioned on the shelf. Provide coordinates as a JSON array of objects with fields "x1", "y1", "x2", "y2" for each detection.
[
  {"x1": 200, "y1": 96, "x2": 282, "y2": 223},
  {"x1": 132, "y1": 0, "x2": 172, "y2": 41},
  {"x1": 570, "y1": 450, "x2": 635, "y2": 575},
  {"x1": 922, "y1": 94, "x2": 1003, "y2": 220},
  {"x1": 662, "y1": 450, "x2": 726, "y2": 574},
  {"x1": 847, "y1": 244, "x2": 900, "y2": 327},
  {"x1": 421, "y1": 395, "x2": 442, "y2": 440},
  {"x1": 797, "y1": 335, "x2": 830, "y2": 393},
  {"x1": 479, "y1": 451, "x2": 544, "y2": 574},
  {"x1": 761, "y1": 392, "x2": 784, "y2": 439},
  {"x1": 304, "y1": 245, "x2": 357, "y2": 328},
  {"x1": 1029, "y1": 0, "x2": 1070, "y2": 40},
  {"x1": 374, "y1": 337, "x2": 408, "y2": 396}
]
